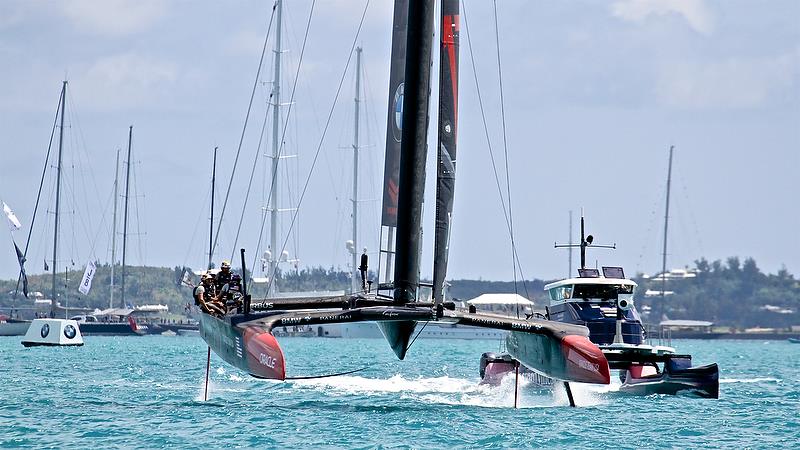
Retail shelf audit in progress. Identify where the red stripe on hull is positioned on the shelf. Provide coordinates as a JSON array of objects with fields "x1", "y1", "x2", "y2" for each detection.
[{"x1": 243, "y1": 327, "x2": 286, "y2": 380}]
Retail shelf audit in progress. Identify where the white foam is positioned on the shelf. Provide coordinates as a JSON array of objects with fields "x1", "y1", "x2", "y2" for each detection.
[
  {"x1": 720, "y1": 377, "x2": 780, "y2": 384},
  {"x1": 291, "y1": 372, "x2": 611, "y2": 409},
  {"x1": 291, "y1": 374, "x2": 476, "y2": 395}
]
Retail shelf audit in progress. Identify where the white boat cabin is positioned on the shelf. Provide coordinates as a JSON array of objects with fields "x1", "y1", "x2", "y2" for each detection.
[{"x1": 545, "y1": 266, "x2": 637, "y2": 308}]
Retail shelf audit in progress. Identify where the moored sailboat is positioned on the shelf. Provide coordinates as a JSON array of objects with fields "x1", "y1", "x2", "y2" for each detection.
[{"x1": 21, "y1": 81, "x2": 84, "y2": 347}]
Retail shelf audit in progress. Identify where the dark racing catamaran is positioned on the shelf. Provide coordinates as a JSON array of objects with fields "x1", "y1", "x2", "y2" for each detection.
[
  {"x1": 196, "y1": 0, "x2": 610, "y2": 397},
  {"x1": 480, "y1": 216, "x2": 719, "y2": 398}
]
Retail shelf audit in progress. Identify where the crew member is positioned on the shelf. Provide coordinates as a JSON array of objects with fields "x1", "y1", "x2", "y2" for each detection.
[
  {"x1": 358, "y1": 247, "x2": 368, "y2": 291},
  {"x1": 194, "y1": 274, "x2": 224, "y2": 316},
  {"x1": 216, "y1": 260, "x2": 232, "y2": 293},
  {"x1": 225, "y1": 274, "x2": 244, "y2": 312}
]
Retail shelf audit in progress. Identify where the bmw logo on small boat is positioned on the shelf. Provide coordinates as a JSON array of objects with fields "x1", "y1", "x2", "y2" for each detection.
[
  {"x1": 64, "y1": 325, "x2": 76, "y2": 339},
  {"x1": 392, "y1": 83, "x2": 404, "y2": 142},
  {"x1": 40, "y1": 323, "x2": 50, "y2": 338}
]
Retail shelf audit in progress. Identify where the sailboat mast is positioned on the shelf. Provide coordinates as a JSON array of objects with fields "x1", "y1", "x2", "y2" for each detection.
[
  {"x1": 269, "y1": 0, "x2": 283, "y2": 296},
  {"x1": 660, "y1": 145, "x2": 674, "y2": 320},
  {"x1": 394, "y1": 0, "x2": 435, "y2": 304},
  {"x1": 209, "y1": 147, "x2": 217, "y2": 269},
  {"x1": 432, "y1": 0, "x2": 460, "y2": 304},
  {"x1": 110, "y1": 148, "x2": 120, "y2": 309},
  {"x1": 121, "y1": 126, "x2": 133, "y2": 308},
  {"x1": 351, "y1": 47, "x2": 362, "y2": 293},
  {"x1": 51, "y1": 80, "x2": 67, "y2": 318}
]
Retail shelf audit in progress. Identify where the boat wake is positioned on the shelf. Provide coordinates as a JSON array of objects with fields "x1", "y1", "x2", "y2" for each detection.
[
  {"x1": 289, "y1": 373, "x2": 613, "y2": 408},
  {"x1": 720, "y1": 377, "x2": 780, "y2": 384}
]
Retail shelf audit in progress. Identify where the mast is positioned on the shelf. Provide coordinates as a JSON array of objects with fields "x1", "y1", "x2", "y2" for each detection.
[
  {"x1": 110, "y1": 148, "x2": 120, "y2": 309},
  {"x1": 376, "y1": 0, "x2": 434, "y2": 360},
  {"x1": 393, "y1": 0, "x2": 435, "y2": 305},
  {"x1": 209, "y1": 147, "x2": 217, "y2": 269},
  {"x1": 268, "y1": 0, "x2": 283, "y2": 296},
  {"x1": 659, "y1": 145, "x2": 674, "y2": 321},
  {"x1": 377, "y1": 0, "x2": 409, "y2": 294},
  {"x1": 351, "y1": 47, "x2": 362, "y2": 293},
  {"x1": 121, "y1": 126, "x2": 132, "y2": 308},
  {"x1": 432, "y1": 0, "x2": 460, "y2": 304},
  {"x1": 51, "y1": 80, "x2": 67, "y2": 318}
]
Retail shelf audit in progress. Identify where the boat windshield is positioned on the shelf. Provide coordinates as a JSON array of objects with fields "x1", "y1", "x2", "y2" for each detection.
[{"x1": 572, "y1": 283, "x2": 633, "y2": 300}]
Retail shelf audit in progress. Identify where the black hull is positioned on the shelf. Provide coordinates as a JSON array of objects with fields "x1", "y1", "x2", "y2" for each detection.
[
  {"x1": 620, "y1": 363, "x2": 719, "y2": 398},
  {"x1": 377, "y1": 321, "x2": 417, "y2": 359},
  {"x1": 78, "y1": 322, "x2": 143, "y2": 336},
  {"x1": 22, "y1": 342, "x2": 84, "y2": 347}
]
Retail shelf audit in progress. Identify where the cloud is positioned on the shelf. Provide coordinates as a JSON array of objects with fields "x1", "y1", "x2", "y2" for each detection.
[
  {"x1": 655, "y1": 49, "x2": 800, "y2": 109},
  {"x1": 59, "y1": 0, "x2": 166, "y2": 36},
  {"x1": 78, "y1": 52, "x2": 179, "y2": 110},
  {"x1": 611, "y1": 0, "x2": 715, "y2": 35},
  {"x1": 0, "y1": 4, "x2": 25, "y2": 30}
]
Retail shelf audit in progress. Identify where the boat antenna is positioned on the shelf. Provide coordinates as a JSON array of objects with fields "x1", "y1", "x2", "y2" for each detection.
[
  {"x1": 555, "y1": 211, "x2": 615, "y2": 271},
  {"x1": 51, "y1": 80, "x2": 67, "y2": 318}
]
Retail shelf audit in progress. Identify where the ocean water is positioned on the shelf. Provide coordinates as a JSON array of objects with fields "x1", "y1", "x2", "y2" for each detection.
[{"x1": 0, "y1": 336, "x2": 797, "y2": 449}]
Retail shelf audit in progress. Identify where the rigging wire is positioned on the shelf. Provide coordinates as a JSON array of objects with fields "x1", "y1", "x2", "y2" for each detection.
[
  {"x1": 228, "y1": 99, "x2": 273, "y2": 261},
  {"x1": 250, "y1": 0, "x2": 323, "y2": 283},
  {"x1": 261, "y1": 0, "x2": 371, "y2": 298},
  {"x1": 181, "y1": 183, "x2": 213, "y2": 268},
  {"x1": 13, "y1": 87, "x2": 62, "y2": 296},
  {"x1": 211, "y1": 2, "x2": 278, "y2": 260},
  {"x1": 462, "y1": 0, "x2": 530, "y2": 302},
  {"x1": 492, "y1": 0, "x2": 520, "y2": 301},
  {"x1": 405, "y1": 320, "x2": 430, "y2": 354}
]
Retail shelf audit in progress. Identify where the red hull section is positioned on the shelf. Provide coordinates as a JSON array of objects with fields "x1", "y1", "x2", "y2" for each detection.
[
  {"x1": 507, "y1": 330, "x2": 610, "y2": 384},
  {"x1": 561, "y1": 335, "x2": 611, "y2": 385},
  {"x1": 243, "y1": 327, "x2": 286, "y2": 380}
]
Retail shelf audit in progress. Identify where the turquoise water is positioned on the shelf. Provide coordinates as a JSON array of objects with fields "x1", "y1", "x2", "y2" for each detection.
[{"x1": 1, "y1": 336, "x2": 797, "y2": 448}]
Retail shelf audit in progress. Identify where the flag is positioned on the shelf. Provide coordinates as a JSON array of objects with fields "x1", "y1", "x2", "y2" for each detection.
[
  {"x1": 14, "y1": 241, "x2": 28, "y2": 297},
  {"x1": 180, "y1": 269, "x2": 195, "y2": 287},
  {"x1": 78, "y1": 260, "x2": 97, "y2": 295},
  {"x1": 3, "y1": 202, "x2": 21, "y2": 230}
]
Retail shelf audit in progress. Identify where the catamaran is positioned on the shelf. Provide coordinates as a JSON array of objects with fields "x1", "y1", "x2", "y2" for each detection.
[
  {"x1": 480, "y1": 216, "x2": 719, "y2": 398},
  {"x1": 194, "y1": 0, "x2": 610, "y2": 401}
]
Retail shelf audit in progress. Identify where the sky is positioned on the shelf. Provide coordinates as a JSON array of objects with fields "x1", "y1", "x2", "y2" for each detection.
[{"x1": 0, "y1": 0, "x2": 798, "y2": 287}]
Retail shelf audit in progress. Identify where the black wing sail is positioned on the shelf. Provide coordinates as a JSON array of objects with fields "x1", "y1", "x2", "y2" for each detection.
[
  {"x1": 377, "y1": 0, "x2": 409, "y2": 296},
  {"x1": 432, "y1": 0, "x2": 459, "y2": 304},
  {"x1": 378, "y1": 0, "x2": 436, "y2": 359}
]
